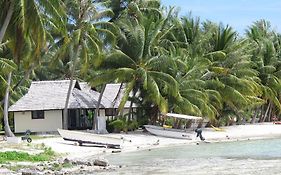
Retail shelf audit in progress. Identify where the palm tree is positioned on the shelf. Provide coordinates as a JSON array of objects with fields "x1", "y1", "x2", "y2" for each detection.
[
  {"x1": 163, "y1": 16, "x2": 224, "y2": 120},
  {"x1": 0, "y1": 0, "x2": 66, "y2": 135},
  {"x1": 246, "y1": 20, "x2": 281, "y2": 122},
  {"x1": 202, "y1": 24, "x2": 264, "y2": 124},
  {"x1": 100, "y1": 0, "x2": 131, "y2": 22},
  {"x1": 168, "y1": 17, "x2": 263, "y2": 123},
  {"x1": 89, "y1": 1, "x2": 180, "y2": 121},
  {"x1": 45, "y1": 0, "x2": 117, "y2": 129},
  {"x1": 0, "y1": 58, "x2": 17, "y2": 136}
]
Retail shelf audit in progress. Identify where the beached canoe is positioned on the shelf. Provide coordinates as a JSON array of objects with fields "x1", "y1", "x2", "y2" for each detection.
[{"x1": 57, "y1": 129, "x2": 123, "y2": 148}]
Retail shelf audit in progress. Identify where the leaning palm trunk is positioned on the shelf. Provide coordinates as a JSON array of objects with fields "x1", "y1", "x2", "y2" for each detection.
[
  {"x1": 63, "y1": 78, "x2": 74, "y2": 129},
  {"x1": 261, "y1": 102, "x2": 271, "y2": 122},
  {"x1": 258, "y1": 105, "x2": 265, "y2": 122},
  {"x1": 93, "y1": 84, "x2": 106, "y2": 130},
  {"x1": 115, "y1": 83, "x2": 124, "y2": 117},
  {"x1": 266, "y1": 104, "x2": 273, "y2": 122},
  {"x1": 262, "y1": 102, "x2": 271, "y2": 122},
  {"x1": 0, "y1": 0, "x2": 14, "y2": 43},
  {"x1": 128, "y1": 90, "x2": 137, "y2": 121},
  {"x1": 250, "y1": 108, "x2": 259, "y2": 124},
  {"x1": 3, "y1": 72, "x2": 15, "y2": 137},
  {"x1": 63, "y1": 45, "x2": 80, "y2": 129},
  {"x1": 128, "y1": 99, "x2": 134, "y2": 121}
]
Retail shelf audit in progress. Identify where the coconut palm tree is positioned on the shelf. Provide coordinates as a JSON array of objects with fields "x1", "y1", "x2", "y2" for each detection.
[
  {"x1": 246, "y1": 20, "x2": 281, "y2": 122},
  {"x1": 168, "y1": 17, "x2": 263, "y2": 123},
  {"x1": 44, "y1": 0, "x2": 117, "y2": 129},
  {"x1": 89, "y1": 1, "x2": 180, "y2": 120},
  {"x1": 100, "y1": 0, "x2": 131, "y2": 22},
  {"x1": 0, "y1": 0, "x2": 66, "y2": 136},
  {"x1": 202, "y1": 24, "x2": 264, "y2": 124},
  {"x1": 161, "y1": 16, "x2": 224, "y2": 120},
  {"x1": 0, "y1": 58, "x2": 17, "y2": 136}
]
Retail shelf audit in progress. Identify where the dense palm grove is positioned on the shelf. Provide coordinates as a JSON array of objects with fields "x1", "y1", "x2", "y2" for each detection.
[{"x1": 1, "y1": 0, "x2": 281, "y2": 135}]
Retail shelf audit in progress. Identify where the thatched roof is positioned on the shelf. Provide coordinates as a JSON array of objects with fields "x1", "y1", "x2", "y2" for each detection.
[
  {"x1": 9, "y1": 81, "x2": 137, "y2": 112},
  {"x1": 78, "y1": 82, "x2": 113, "y2": 108},
  {"x1": 9, "y1": 80, "x2": 102, "y2": 112},
  {"x1": 103, "y1": 83, "x2": 137, "y2": 108}
]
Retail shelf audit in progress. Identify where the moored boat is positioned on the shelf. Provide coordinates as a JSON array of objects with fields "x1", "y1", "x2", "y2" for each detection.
[
  {"x1": 144, "y1": 125, "x2": 194, "y2": 139},
  {"x1": 144, "y1": 113, "x2": 203, "y2": 140}
]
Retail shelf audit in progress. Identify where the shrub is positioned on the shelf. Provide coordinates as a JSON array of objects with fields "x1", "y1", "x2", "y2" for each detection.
[
  {"x1": 106, "y1": 120, "x2": 114, "y2": 133},
  {"x1": 128, "y1": 120, "x2": 139, "y2": 131},
  {"x1": 108, "y1": 119, "x2": 125, "y2": 133}
]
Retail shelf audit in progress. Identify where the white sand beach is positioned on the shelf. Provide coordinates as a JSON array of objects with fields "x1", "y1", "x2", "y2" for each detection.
[{"x1": 31, "y1": 123, "x2": 281, "y2": 160}]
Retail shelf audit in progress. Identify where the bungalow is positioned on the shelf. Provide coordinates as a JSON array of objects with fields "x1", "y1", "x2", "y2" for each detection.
[{"x1": 8, "y1": 80, "x2": 136, "y2": 133}]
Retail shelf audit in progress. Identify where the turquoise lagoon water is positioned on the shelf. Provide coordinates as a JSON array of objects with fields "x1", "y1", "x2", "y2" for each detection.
[{"x1": 99, "y1": 138, "x2": 281, "y2": 175}]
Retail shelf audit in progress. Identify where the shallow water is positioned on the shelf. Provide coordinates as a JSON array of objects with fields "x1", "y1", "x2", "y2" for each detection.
[{"x1": 99, "y1": 138, "x2": 281, "y2": 175}]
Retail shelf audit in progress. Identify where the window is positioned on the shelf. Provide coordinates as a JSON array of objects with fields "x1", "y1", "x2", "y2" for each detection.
[
  {"x1": 32, "y1": 110, "x2": 44, "y2": 119},
  {"x1": 105, "y1": 108, "x2": 116, "y2": 116}
]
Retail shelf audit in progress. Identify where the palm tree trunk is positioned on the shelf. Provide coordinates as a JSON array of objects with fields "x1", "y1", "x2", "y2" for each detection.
[
  {"x1": 63, "y1": 78, "x2": 74, "y2": 129},
  {"x1": 250, "y1": 108, "x2": 259, "y2": 124},
  {"x1": 128, "y1": 100, "x2": 134, "y2": 121},
  {"x1": 261, "y1": 102, "x2": 271, "y2": 123},
  {"x1": 128, "y1": 90, "x2": 137, "y2": 121},
  {"x1": 93, "y1": 84, "x2": 106, "y2": 130},
  {"x1": 265, "y1": 103, "x2": 273, "y2": 122},
  {"x1": 0, "y1": 0, "x2": 14, "y2": 44},
  {"x1": 3, "y1": 72, "x2": 15, "y2": 137},
  {"x1": 63, "y1": 44, "x2": 81, "y2": 129},
  {"x1": 258, "y1": 105, "x2": 265, "y2": 122},
  {"x1": 115, "y1": 83, "x2": 124, "y2": 117}
]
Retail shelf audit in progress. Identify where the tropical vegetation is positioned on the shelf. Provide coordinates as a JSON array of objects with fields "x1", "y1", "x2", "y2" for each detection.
[{"x1": 1, "y1": 0, "x2": 280, "y2": 135}]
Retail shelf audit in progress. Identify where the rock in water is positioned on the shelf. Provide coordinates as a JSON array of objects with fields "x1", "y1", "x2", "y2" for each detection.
[{"x1": 94, "y1": 159, "x2": 109, "y2": 167}]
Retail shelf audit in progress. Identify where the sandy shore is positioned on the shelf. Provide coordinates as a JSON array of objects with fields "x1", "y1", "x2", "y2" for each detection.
[
  {"x1": 30, "y1": 122, "x2": 281, "y2": 160},
  {"x1": 1, "y1": 123, "x2": 281, "y2": 175}
]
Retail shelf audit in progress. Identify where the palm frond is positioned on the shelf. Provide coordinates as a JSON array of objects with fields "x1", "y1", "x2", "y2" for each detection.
[
  {"x1": 149, "y1": 71, "x2": 179, "y2": 97},
  {"x1": 0, "y1": 58, "x2": 17, "y2": 73},
  {"x1": 118, "y1": 80, "x2": 135, "y2": 113},
  {"x1": 102, "y1": 50, "x2": 136, "y2": 69}
]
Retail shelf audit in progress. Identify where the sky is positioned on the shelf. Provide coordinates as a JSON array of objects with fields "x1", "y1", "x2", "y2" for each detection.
[{"x1": 161, "y1": 0, "x2": 281, "y2": 35}]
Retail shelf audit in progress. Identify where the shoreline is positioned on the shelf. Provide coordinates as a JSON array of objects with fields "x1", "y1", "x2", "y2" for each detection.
[
  {"x1": 1, "y1": 123, "x2": 281, "y2": 174},
  {"x1": 33, "y1": 122, "x2": 281, "y2": 159}
]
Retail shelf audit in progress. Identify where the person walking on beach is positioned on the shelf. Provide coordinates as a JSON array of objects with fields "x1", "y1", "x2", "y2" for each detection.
[{"x1": 195, "y1": 128, "x2": 205, "y2": 141}]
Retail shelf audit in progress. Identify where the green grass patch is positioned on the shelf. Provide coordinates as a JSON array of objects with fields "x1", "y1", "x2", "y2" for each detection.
[{"x1": 0, "y1": 147, "x2": 55, "y2": 164}]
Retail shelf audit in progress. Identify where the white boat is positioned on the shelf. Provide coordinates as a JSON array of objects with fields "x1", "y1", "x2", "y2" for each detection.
[
  {"x1": 57, "y1": 129, "x2": 123, "y2": 148},
  {"x1": 144, "y1": 113, "x2": 203, "y2": 140}
]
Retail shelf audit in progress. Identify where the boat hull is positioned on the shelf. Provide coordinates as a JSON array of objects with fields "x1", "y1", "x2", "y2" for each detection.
[
  {"x1": 144, "y1": 125, "x2": 195, "y2": 140},
  {"x1": 57, "y1": 129, "x2": 122, "y2": 148}
]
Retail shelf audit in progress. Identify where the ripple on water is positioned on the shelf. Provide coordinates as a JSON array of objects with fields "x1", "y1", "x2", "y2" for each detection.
[{"x1": 99, "y1": 138, "x2": 281, "y2": 175}]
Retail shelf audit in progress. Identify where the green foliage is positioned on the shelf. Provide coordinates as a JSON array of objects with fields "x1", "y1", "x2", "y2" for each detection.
[
  {"x1": 127, "y1": 120, "x2": 139, "y2": 131},
  {"x1": 1, "y1": 0, "x2": 281, "y2": 128},
  {"x1": 108, "y1": 119, "x2": 125, "y2": 133},
  {"x1": 0, "y1": 147, "x2": 55, "y2": 164},
  {"x1": 107, "y1": 118, "x2": 139, "y2": 133},
  {"x1": 164, "y1": 117, "x2": 174, "y2": 126}
]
